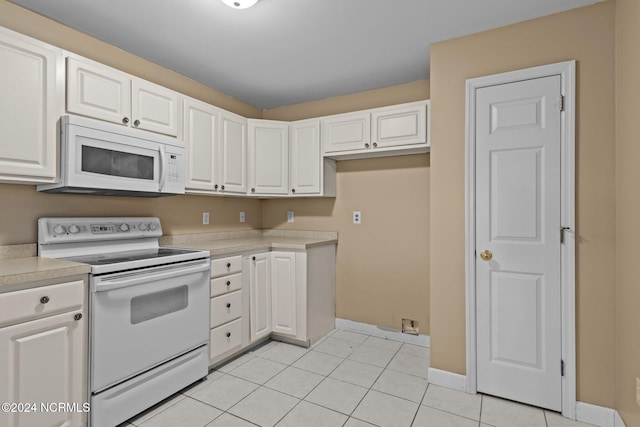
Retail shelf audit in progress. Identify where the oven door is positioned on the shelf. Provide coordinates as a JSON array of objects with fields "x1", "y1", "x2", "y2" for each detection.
[{"x1": 90, "y1": 259, "x2": 210, "y2": 393}]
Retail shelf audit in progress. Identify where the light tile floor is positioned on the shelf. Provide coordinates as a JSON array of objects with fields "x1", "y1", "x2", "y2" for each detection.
[{"x1": 121, "y1": 330, "x2": 595, "y2": 427}]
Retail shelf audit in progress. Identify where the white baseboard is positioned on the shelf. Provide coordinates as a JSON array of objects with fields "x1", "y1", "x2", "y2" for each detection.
[
  {"x1": 575, "y1": 402, "x2": 625, "y2": 427},
  {"x1": 427, "y1": 367, "x2": 466, "y2": 392},
  {"x1": 335, "y1": 318, "x2": 430, "y2": 347}
]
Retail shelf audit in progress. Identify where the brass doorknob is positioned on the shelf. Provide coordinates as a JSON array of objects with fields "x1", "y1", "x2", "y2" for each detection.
[{"x1": 480, "y1": 249, "x2": 493, "y2": 261}]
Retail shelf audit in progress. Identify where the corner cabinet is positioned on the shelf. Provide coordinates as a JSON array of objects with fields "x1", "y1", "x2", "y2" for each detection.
[
  {"x1": 271, "y1": 252, "x2": 297, "y2": 336},
  {"x1": 247, "y1": 120, "x2": 289, "y2": 196},
  {"x1": 321, "y1": 100, "x2": 430, "y2": 160},
  {"x1": 218, "y1": 110, "x2": 248, "y2": 194},
  {"x1": 0, "y1": 278, "x2": 87, "y2": 427},
  {"x1": 290, "y1": 119, "x2": 336, "y2": 197},
  {"x1": 66, "y1": 56, "x2": 181, "y2": 137},
  {"x1": 0, "y1": 26, "x2": 63, "y2": 184}
]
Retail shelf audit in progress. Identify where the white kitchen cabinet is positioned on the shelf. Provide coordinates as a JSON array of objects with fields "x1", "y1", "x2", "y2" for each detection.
[
  {"x1": 66, "y1": 56, "x2": 180, "y2": 137},
  {"x1": 249, "y1": 253, "x2": 271, "y2": 342},
  {"x1": 248, "y1": 120, "x2": 289, "y2": 196},
  {"x1": 371, "y1": 101, "x2": 428, "y2": 148},
  {"x1": 209, "y1": 255, "x2": 245, "y2": 363},
  {"x1": 183, "y1": 97, "x2": 219, "y2": 191},
  {"x1": 271, "y1": 252, "x2": 297, "y2": 337},
  {"x1": 218, "y1": 110, "x2": 248, "y2": 194},
  {"x1": 290, "y1": 119, "x2": 337, "y2": 197},
  {"x1": 0, "y1": 279, "x2": 86, "y2": 427},
  {"x1": 321, "y1": 100, "x2": 430, "y2": 160},
  {"x1": 0, "y1": 27, "x2": 63, "y2": 184},
  {"x1": 321, "y1": 111, "x2": 371, "y2": 154}
]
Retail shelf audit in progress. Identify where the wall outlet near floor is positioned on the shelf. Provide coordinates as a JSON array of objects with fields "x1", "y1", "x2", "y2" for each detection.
[
  {"x1": 287, "y1": 210, "x2": 294, "y2": 223},
  {"x1": 202, "y1": 212, "x2": 209, "y2": 225},
  {"x1": 636, "y1": 377, "x2": 640, "y2": 407},
  {"x1": 402, "y1": 319, "x2": 419, "y2": 335},
  {"x1": 240, "y1": 211, "x2": 245, "y2": 223},
  {"x1": 353, "y1": 211, "x2": 361, "y2": 224}
]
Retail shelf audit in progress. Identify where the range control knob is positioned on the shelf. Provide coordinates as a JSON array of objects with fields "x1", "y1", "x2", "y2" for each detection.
[
  {"x1": 139, "y1": 223, "x2": 148, "y2": 231},
  {"x1": 53, "y1": 225, "x2": 66, "y2": 235},
  {"x1": 148, "y1": 223, "x2": 157, "y2": 231},
  {"x1": 119, "y1": 223, "x2": 130, "y2": 232},
  {"x1": 69, "y1": 225, "x2": 80, "y2": 234}
]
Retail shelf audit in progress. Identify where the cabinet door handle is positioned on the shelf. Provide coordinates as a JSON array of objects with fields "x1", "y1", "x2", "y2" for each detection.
[
  {"x1": 122, "y1": 117, "x2": 129, "y2": 125},
  {"x1": 291, "y1": 188, "x2": 296, "y2": 194},
  {"x1": 74, "y1": 313, "x2": 83, "y2": 321},
  {"x1": 251, "y1": 188, "x2": 255, "y2": 193},
  {"x1": 226, "y1": 303, "x2": 231, "y2": 308},
  {"x1": 133, "y1": 119, "x2": 140, "y2": 127},
  {"x1": 252, "y1": 256, "x2": 256, "y2": 261},
  {"x1": 40, "y1": 296, "x2": 49, "y2": 304},
  {"x1": 214, "y1": 184, "x2": 219, "y2": 190},
  {"x1": 226, "y1": 332, "x2": 231, "y2": 338},
  {"x1": 221, "y1": 185, "x2": 225, "y2": 190},
  {"x1": 226, "y1": 281, "x2": 231, "y2": 286},
  {"x1": 364, "y1": 143, "x2": 370, "y2": 148},
  {"x1": 226, "y1": 263, "x2": 231, "y2": 268},
  {"x1": 373, "y1": 142, "x2": 378, "y2": 148}
]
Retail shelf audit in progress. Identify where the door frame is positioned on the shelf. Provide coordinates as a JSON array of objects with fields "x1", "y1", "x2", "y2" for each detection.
[{"x1": 464, "y1": 61, "x2": 576, "y2": 418}]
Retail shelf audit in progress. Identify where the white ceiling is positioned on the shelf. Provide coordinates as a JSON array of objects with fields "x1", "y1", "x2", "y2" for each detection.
[{"x1": 10, "y1": 0, "x2": 602, "y2": 109}]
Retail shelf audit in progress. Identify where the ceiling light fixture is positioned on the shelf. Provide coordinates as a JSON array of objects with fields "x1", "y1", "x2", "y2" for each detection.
[{"x1": 221, "y1": 0, "x2": 258, "y2": 9}]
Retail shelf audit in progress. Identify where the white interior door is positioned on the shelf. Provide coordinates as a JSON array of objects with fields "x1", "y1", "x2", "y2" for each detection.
[{"x1": 475, "y1": 75, "x2": 562, "y2": 411}]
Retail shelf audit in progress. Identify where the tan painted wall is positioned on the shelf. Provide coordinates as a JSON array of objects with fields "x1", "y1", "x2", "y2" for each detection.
[
  {"x1": 615, "y1": 0, "x2": 640, "y2": 423},
  {"x1": 429, "y1": 1, "x2": 617, "y2": 408},
  {"x1": 263, "y1": 81, "x2": 430, "y2": 333},
  {"x1": 0, "y1": 0, "x2": 261, "y2": 118}
]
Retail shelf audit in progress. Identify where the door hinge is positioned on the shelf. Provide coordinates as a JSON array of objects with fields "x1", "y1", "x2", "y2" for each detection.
[
  {"x1": 559, "y1": 95, "x2": 565, "y2": 112},
  {"x1": 561, "y1": 360, "x2": 565, "y2": 376}
]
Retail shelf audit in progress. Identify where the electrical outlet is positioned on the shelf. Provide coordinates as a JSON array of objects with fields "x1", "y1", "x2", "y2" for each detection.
[
  {"x1": 287, "y1": 210, "x2": 294, "y2": 223},
  {"x1": 202, "y1": 212, "x2": 209, "y2": 225},
  {"x1": 353, "y1": 211, "x2": 361, "y2": 224},
  {"x1": 636, "y1": 377, "x2": 640, "y2": 407},
  {"x1": 240, "y1": 211, "x2": 245, "y2": 223}
]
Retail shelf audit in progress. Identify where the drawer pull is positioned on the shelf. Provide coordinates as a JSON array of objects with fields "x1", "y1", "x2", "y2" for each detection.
[
  {"x1": 226, "y1": 332, "x2": 231, "y2": 338},
  {"x1": 226, "y1": 263, "x2": 231, "y2": 268},
  {"x1": 226, "y1": 303, "x2": 231, "y2": 308},
  {"x1": 226, "y1": 281, "x2": 231, "y2": 286},
  {"x1": 74, "y1": 313, "x2": 82, "y2": 321},
  {"x1": 40, "y1": 296, "x2": 49, "y2": 304}
]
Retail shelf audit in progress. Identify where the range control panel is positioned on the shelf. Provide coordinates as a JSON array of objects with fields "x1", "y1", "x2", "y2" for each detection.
[{"x1": 38, "y1": 217, "x2": 163, "y2": 244}]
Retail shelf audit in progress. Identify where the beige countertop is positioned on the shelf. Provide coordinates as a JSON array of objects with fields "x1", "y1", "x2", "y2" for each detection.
[{"x1": 0, "y1": 230, "x2": 337, "y2": 290}]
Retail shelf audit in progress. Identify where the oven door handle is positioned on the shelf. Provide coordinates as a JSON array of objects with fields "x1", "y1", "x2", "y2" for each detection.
[{"x1": 94, "y1": 262, "x2": 209, "y2": 292}]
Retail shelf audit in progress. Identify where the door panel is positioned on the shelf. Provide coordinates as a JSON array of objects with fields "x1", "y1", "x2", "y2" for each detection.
[
  {"x1": 476, "y1": 75, "x2": 562, "y2": 411},
  {"x1": 218, "y1": 111, "x2": 247, "y2": 194}
]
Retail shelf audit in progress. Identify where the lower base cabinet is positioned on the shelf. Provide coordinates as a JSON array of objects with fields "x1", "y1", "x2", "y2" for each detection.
[{"x1": 0, "y1": 278, "x2": 87, "y2": 427}]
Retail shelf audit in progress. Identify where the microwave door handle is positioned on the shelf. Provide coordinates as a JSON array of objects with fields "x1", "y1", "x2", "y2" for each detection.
[{"x1": 159, "y1": 146, "x2": 167, "y2": 192}]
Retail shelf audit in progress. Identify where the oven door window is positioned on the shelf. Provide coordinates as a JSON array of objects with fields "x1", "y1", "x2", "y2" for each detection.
[
  {"x1": 82, "y1": 145, "x2": 154, "y2": 180},
  {"x1": 130, "y1": 285, "x2": 188, "y2": 324}
]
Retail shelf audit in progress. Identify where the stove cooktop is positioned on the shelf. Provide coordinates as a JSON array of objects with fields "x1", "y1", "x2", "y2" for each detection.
[{"x1": 63, "y1": 247, "x2": 206, "y2": 267}]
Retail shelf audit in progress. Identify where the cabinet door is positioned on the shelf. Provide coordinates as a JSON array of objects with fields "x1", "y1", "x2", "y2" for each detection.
[
  {"x1": 131, "y1": 79, "x2": 180, "y2": 137},
  {"x1": 0, "y1": 311, "x2": 86, "y2": 427},
  {"x1": 66, "y1": 56, "x2": 130, "y2": 126},
  {"x1": 290, "y1": 120, "x2": 321, "y2": 195},
  {"x1": 371, "y1": 101, "x2": 427, "y2": 148},
  {"x1": 248, "y1": 120, "x2": 289, "y2": 195},
  {"x1": 249, "y1": 253, "x2": 271, "y2": 342},
  {"x1": 218, "y1": 110, "x2": 247, "y2": 194},
  {"x1": 0, "y1": 28, "x2": 62, "y2": 183},
  {"x1": 271, "y1": 252, "x2": 297, "y2": 337},
  {"x1": 183, "y1": 97, "x2": 218, "y2": 191},
  {"x1": 321, "y1": 111, "x2": 370, "y2": 154}
]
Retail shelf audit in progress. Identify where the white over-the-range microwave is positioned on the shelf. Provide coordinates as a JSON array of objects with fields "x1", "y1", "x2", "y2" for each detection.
[{"x1": 38, "y1": 115, "x2": 185, "y2": 197}]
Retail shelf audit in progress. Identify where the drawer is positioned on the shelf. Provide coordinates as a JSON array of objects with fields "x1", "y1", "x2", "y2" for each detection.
[
  {"x1": 0, "y1": 279, "x2": 84, "y2": 326},
  {"x1": 211, "y1": 255, "x2": 242, "y2": 277},
  {"x1": 210, "y1": 318, "x2": 242, "y2": 359},
  {"x1": 210, "y1": 290, "x2": 242, "y2": 328},
  {"x1": 210, "y1": 273, "x2": 242, "y2": 297}
]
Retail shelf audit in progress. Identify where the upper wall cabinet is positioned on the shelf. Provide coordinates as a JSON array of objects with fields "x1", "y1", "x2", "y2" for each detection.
[
  {"x1": 248, "y1": 119, "x2": 289, "y2": 196},
  {"x1": 290, "y1": 119, "x2": 336, "y2": 197},
  {"x1": 321, "y1": 100, "x2": 430, "y2": 160},
  {"x1": 218, "y1": 110, "x2": 248, "y2": 194},
  {"x1": 183, "y1": 97, "x2": 219, "y2": 191},
  {"x1": 66, "y1": 56, "x2": 180, "y2": 137},
  {"x1": 0, "y1": 27, "x2": 63, "y2": 184}
]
